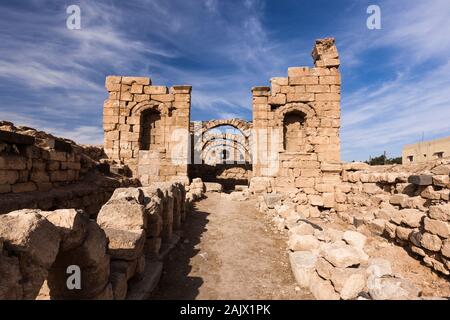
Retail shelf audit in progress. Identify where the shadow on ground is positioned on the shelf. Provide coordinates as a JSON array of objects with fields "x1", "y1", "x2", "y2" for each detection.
[{"x1": 150, "y1": 200, "x2": 209, "y2": 299}]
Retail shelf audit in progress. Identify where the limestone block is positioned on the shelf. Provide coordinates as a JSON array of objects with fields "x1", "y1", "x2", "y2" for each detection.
[
  {"x1": 40, "y1": 209, "x2": 89, "y2": 252},
  {"x1": 309, "y1": 273, "x2": 340, "y2": 300},
  {"x1": 288, "y1": 76, "x2": 318, "y2": 85},
  {"x1": 315, "y1": 93, "x2": 340, "y2": 101},
  {"x1": 105, "y1": 76, "x2": 121, "y2": 90},
  {"x1": 0, "y1": 155, "x2": 27, "y2": 170},
  {"x1": 408, "y1": 175, "x2": 433, "y2": 186},
  {"x1": 330, "y1": 267, "x2": 367, "y2": 300},
  {"x1": 308, "y1": 194, "x2": 323, "y2": 207},
  {"x1": 0, "y1": 210, "x2": 60, "y2": 268},
  {"x1": 342, "y1": 231, "x2": 366, "y2": 250},
  {"x1": 424, "y1": 217, "x2": 450, "y2": 238},
  {"x1": 171, "y1": 85, "x2": 192, "y2": 94},
  {"x1": 319, "y1": 75, "x2": 341, "y2": 85},
  {"x1": 134, "y1": 94, "x2": 150, "y2": 102},
  {"x1": 429, "y1": 204, "x2": 450, "y2": 221},
  {"x1": 288, "y1": 234, "x2": 321, "y2": 251},
  {"x1": 420, "y1": 232, "x2": 442, "y2": 252},
  {"x1": 104, "y1": 228, "x2": 145, "y2": 261},
  {"x1": 441, "y1": 239, "x2": 450, "y2": 258},
  {"x1": 151, "y1": 94, "x2": 174, "y2": 102},
  {"x1": 306, "y1": 84, "x2": 330, "y2": 93},
  {"x1": 321, "y1": 243, "x2": 364, "y2": 268},
  {"x1": 431, "y1": 164, "x2": 450, "y2": 175},
  {"x1": 121, "y1": 76, "x2": 151, "y2": 85},
  {"x1": 267, "y1": 94, "x2": 286, "y2": 105},
  {"x1": 433, "y1": 175, "x2": 449, "y2": 187},
  {"x1": 97, "y1": 199, "x2": 146, "y2": 232},
  {"x1": 396, "y1": 226, "x2": 413, "y2": 241},
  {"x1": 367, "y1": 276, "x2": 420, "y2": 300},
  {"x1": 289, "y1": 251, "x2": 318, "y2": 289},
  {"x1": 286, "y1": 93, "x2": 315, "y2": 102},
  {"x1": 420, "y1": 186, "x2": 441, "y2": 200}
]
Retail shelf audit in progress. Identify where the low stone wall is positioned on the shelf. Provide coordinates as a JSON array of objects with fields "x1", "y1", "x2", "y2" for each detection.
[
  {"x1": 0, "y1": 121, "x2": 104, "y2": 195},
  {"x1": 0, "y1": 180, "x2": 203, "y2": 300},
  {"x1": 0, "y1": 173, "x2": 139, "y2": 215},
  {"x1": 337, "y1": 161, "x2": 450, "y2": 276},
  {"x1": 255, "y1": 159, "x2": 450, "y2": 299}
]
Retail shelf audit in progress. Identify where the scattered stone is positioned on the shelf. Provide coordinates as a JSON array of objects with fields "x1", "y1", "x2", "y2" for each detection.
[{"x1": 204, "y1": 182, "x2": 223, "y2": 193}]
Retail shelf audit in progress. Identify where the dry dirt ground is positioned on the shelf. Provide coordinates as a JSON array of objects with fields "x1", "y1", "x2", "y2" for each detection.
[{"x1": 152, "y1": 192, "x2": 312, "y2": 300}]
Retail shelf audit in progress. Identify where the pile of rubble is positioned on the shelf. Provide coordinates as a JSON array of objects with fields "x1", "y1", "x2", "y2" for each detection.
[{"x1": 288, "y1": 222, "x2": 422, "y2": 300}]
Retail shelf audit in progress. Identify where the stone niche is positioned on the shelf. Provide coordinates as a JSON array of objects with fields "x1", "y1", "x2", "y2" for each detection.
[
  {"x1": 250, "y1": 38, "x2": 342, "y2": 205},
  {"x1": 103, "y1": 76, "x2": 192, "y2": 185}
]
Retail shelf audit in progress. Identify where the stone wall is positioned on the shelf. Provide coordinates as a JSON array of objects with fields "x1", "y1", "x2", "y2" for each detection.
[
  {"x1": 0, "y1": 121, "x2": 100, "y2": 195},
  {"x1": 250, "y1": 38, "x2": 341, "y2": 208},
  {"x1": 337, "y1": 160, "x2": 450, "y2": 276},
  {"x1": 256, "y1": 159, "x2": 450, "y2": 299},
  {"x1": 0, "y1": 181, "x2": 203, "y2": 300},
  {"x1": 103, "y1": 76, "x2": 191, "y2": 185},
  {"x1": 0, "y1": 122, "x2": 139, "y2": 215}
]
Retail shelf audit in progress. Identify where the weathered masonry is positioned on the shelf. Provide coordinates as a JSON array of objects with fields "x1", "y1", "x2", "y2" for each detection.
[
  {"x1": 102, "y1": 38, "x2": 342, "y2": 199},
  {"x1": 250, "y1": 38, "x2": 342, "y2": 210},
  {"x1": 103, "y1": 77, "x2": 192, "y2": 185}
]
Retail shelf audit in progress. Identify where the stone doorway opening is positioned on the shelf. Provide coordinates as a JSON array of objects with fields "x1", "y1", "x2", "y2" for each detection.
[{"x1": 189, "y1": 120, "x2": 252, "y2": 190}]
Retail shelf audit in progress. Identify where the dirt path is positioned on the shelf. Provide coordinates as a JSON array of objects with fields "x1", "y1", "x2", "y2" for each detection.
[{"x1": 152, "y1": 192, "x2": 310, "y2": 300}]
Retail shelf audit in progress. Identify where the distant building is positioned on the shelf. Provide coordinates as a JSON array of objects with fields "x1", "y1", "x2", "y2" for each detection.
[{"x1": 402, "y1": 136, "x2": 450, "y2": 163}]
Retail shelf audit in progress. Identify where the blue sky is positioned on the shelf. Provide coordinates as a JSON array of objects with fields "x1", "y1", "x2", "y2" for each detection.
[{"x1": 0, "y1": 0, "x2": 449, "y2": 161}]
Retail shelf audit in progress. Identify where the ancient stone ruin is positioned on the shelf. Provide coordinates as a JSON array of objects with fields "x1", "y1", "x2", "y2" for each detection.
[{"x1": 1, "y1": 38, "x2": 449, "y2": 300}]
